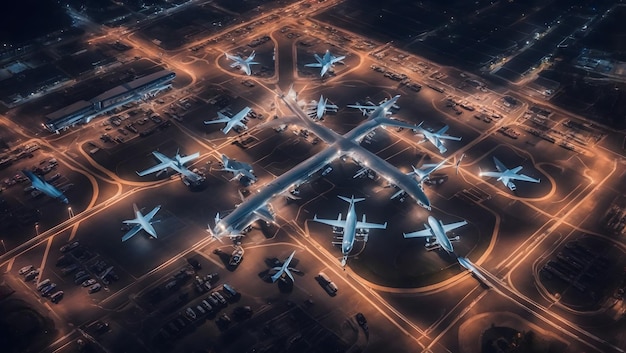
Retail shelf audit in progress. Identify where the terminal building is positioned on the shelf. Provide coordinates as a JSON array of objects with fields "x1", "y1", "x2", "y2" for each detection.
[{"x1": 44, "y1": 70, "x2": 175, "y2": 133}]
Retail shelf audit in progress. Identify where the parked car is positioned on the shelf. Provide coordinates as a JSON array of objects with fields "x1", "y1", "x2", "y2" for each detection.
[
  {"x1": 89, "y1": 283, "x2": 102, "y2": 294},
  {"x1": 36, "y1": 279, "x2": 51, "y2": 291},
  {"x1": 19, "y1": 265, "x2": 34, "y2": 275},
  {"x1": 60, "y1": 241, "x2": 79, "y2": 253},
  {"x1": 82, "y1": 279, "x2": 97, "y2": 287},
  {"x1": 41, "y1": 283, "x2": 57, "y2": 297},
  {"x1": 50, "y1": 291, "x2": 64, "y2": 303},
  {"x1": 24, "y1": 269, "x2": 40, "y2": 281}
]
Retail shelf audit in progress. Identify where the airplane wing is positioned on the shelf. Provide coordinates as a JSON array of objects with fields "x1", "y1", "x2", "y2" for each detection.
[
  {"x1": 136, "y1": 160, "x2": 170, "y2": 176},
  {"x1": 437, "y1": 134, "x2": 462, "y2": 141},
  {"x1": 320, "y1": 65, "x2": 330, "y2": 77},
  {"x1": 305, "y1": 62, "x2": 323, "y2": 68},
  {"x1": 355, "y1": 220, "x2": 387, "y2": 229},
  {"x1": 403, "y1": 227, "x2": 433, "y2": 238},
  {"x1": 204, "y1": 112, "x2": 231, "y2": 125},
  {"x1": 145, "y1": 205, "x2": 161, "y2": 221},
  {"x1": 233, "y1": 107, "x2": 252, "y2": 121},
  {"x1": 332, "y1": 55, "x2": 346, "y2": 63},
  {"x1": 347, "y1": 104, "x2": 376, "y2": 110},
  {"x1": 493, "y1": 157, "x2": 507, "y2": 172},
  {"x1": 479, "y1": 171, "x2": 504, "y2": 178},
  {"x1": 442, "y1": 220, "x2": 468, "y2": 233},
  {"x1": 122, "y1": 225, "x2": 142, "y2": 242},
  {"x1": 313, "y1": 214, "x2": 345, "y2": 228},
  {"x1": 511, "y1": 173, "x2": 540, "y2": 183},
  {"x1": 177, "y1": 152, "x2": 200, "y2": 165},
  {"x1": 436, "y1": 125, "x2": 449, "y2": 135}
]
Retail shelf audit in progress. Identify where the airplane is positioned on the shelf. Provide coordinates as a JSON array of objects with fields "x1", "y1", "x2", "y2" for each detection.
[
  {"x1": 403, "y1": 216, "x2": 467, "y2": 254},
  {"x1": 214, "y1": 154, "x2": 256, "y2": 182},
  {"x1": 414, "y1": 124, "x2": 462, "y2": 154},
  {"x1": 204, "y1": 106, "x2": 252, "y2": 134},
  {"x1": 313, "y1": 195, "x2": 387, "y2": 266},
  {"x1": 225, "y1": 51, "x2": 259, "y2": 75},
  {"x1": 22, "y1": 170, "x2": 69, "y2": 204},
  {"x1": 121, "y1": 204, "x2": 161, "y2": 242},
  {"x1": 347, "y1": 95, "x2": 399, "y2": 118},
  {"x1": 136, "y1": 149, "x2": 201, "y2": 182},
  {"x1": 479, "y1": 156, "x2": 540, "y2": 191},
  {"x1": 309, "y1": 95, "x2": 338, "y2": 120},
  {"x1": 305, "y1": 50, "x2": 346, "y2": 77},
  {"x1": 270, "y1": 250, "x2": 296, "y2": 283},
  {"x1": 390, "y1": 159, "x2": 449, "y2": 200}
]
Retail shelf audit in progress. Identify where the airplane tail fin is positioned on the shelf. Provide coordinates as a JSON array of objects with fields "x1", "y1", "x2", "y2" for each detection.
[{"x1": 338, "y1": 195, "x2": 365, "y2": 204}]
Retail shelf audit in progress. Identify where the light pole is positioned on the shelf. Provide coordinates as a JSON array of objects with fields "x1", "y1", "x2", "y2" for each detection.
[
  {"x1": 68, "y1": 206, "x2": 74, "y2": 219},
  {"x1": 0, "y1": 240, "x2": 5, "y2": 254},
  {"x1": 35, "y1": 223, "x2": 39, "y2": 236}
]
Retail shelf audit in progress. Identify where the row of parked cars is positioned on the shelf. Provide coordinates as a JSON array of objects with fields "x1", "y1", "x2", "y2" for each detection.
[
  {"x1": 56, "y1": 241, "x2": 103, "y2": 294},
  {"x1": 158, "y1": 283, "x2": 245, "y2": 341},
  {"x1": 19, "y1": 264, "x2": 64, "y2": 303}
]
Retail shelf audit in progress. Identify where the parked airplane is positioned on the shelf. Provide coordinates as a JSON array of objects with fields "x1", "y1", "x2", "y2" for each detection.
[
  {"x1": 136, "y1": 149, "x2": 201, "y2": 182},
  {"x1": 348, "y1": 95, "x2": 399, "y2": 118},
  {"x1": 225, "y1": 51, "x2": 259, "y2": 75},
  {"x1": 313, "y1": 195, "x2": 387, "y2": 266},
  {"x1": 403, "y1": 216, "x2": 467, "y2": 254},
  {"x1": 414, "y1": 124, "x2": 461, "y2": 154},
  {"x1": 22, "y1": 170, "x2": 69, "y2": 204},
  {"x1": 270, "y1": 250, "x2": 296, "y2": 282},
  {"x1": 305, "y1": 50, "x2": 346, "y2": 77},
  {"x1": 479, "y1": 156, "x2": 540, "y2": 191},
  {"x1": 390, "y1": 159, "x2": 449, "y2": 200},
  {"x1": 309, "y1": 94, "x2": 338, "y2": 120},
  {"x1": 122, "y1": 204, "x2": 161, "y2": 242},
  {"x1": 215, "y1": 154, "x2": 256, "y2": 182},
  {"x1": 204, "y1": 106, "x2": 252, "y2": 134}
]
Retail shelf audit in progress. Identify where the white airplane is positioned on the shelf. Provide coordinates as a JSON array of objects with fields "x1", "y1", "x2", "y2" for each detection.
[
  {"x1": 225, "y1": 51, "x2": 259, "y2": 75},
  {"x1": 313, "y1": 195, "x2": 387, "y2": 266},
  {"x1": 390, "y1": 159, "x2": 449, "y2": 200},
  {"x1": 313, "y1": 95, "x2": 338, "y2": 120},
  {"x1": 204, "y1": 106, "x2": 252, "y2": 134},
  {"x1": 270, "y1": 250, "x2": 296, "y2": 282},
  {"x1": 347, "y1": 95, "x2": 399, "y2": 118},
  {"x1": 136, "y1": 149, "x2": 201, "y2": 182},
  {"x1": 305, "y1": 50, "x2": 346, "y2": 77},
  {"x1": 215, "y1": 154, "x2": 256, "y2": 182},
  {"x1": 414, "y1": 124, "x2": 462, "y2": 154},
  {"x1": 479, "y1": 156, "x2": 540, "y2": 191},
  {"x1": 122, "y1": 204, "x2": 161, "y2": 242},
  {"x1": 403, "y1": 216, "x2": 467, "y2": 254},
  {"x1": 22, "y1": 170, "x2": 69, "y2": 204}
]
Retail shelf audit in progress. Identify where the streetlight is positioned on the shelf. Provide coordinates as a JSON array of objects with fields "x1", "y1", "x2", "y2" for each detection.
[
  {"x1": 68, "y1": 206, "x2": 74, "y2": 219},
  {"x1": 0, "y1": 240, "x2": 6, "y2": 254},
  {"x1": 35, "y1": 223, "x2": 39, "y2": 236}
]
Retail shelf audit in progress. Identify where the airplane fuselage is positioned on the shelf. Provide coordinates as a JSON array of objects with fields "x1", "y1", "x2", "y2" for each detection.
[
  {"x1": 429, "y1": 216, "x2": 454, "y2": 253},
  {"x1": 137, "y1": 211, "x2": 157, "y2": 237},
  {"x1": 342, "y1": 204, "x2": 358, "y2": 255}
]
